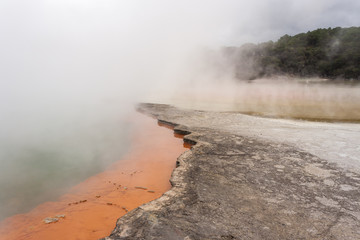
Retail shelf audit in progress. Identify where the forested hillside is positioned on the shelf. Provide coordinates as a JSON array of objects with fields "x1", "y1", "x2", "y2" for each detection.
[{"x1": 225, "y1": 27, "x2": 360, "y2": 81}]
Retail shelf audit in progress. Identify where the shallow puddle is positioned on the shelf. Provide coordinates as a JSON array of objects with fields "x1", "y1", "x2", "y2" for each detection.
[{"x1": 0, "y1": 112, "x2": 189, "y2": 240}]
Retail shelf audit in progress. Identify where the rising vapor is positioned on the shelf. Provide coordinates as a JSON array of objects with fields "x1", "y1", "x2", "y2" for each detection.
[{"x1": 1, "y1": 0, "x2": 360, "y2": 220}]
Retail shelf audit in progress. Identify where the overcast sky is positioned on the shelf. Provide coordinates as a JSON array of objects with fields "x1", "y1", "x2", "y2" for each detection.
[
  {"x1": 1, "y1": 1, "x2": 360, "y2": 48},
  {"x1": 1, "y1": 0, "x2": 360, "y2": 113},
  {"x1": 1, "y1": 0, "x2": 360, "y2": 221},
  {"x1": 233, "y1": 0, "x2": 360, "y2": 44}
]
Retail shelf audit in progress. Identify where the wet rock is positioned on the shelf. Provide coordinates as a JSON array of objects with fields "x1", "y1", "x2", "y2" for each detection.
[
  {"x1": 103, "y1": 103, "x2": 360, "y2": 240},
  {"x1": 43, "y1": 217, "x2": 59, "y2": 224},
  {"x1": 43, "y1": 214, "x2": 66, "y2": 224}
]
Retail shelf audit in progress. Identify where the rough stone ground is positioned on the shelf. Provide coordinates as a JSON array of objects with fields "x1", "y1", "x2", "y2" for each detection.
[{"x1": 103, "y1": 103, "x2": 360, "y2": 240}]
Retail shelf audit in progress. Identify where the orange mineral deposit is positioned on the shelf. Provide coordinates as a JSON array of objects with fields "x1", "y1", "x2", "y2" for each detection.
[{"x1": 0, "y1": 112, "x2": 190, "y2": 240}]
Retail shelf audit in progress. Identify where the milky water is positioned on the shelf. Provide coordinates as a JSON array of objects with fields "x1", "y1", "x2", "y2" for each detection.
[
  {"x1": 153, "y1": 79, "x2": 360, "y2": 122},
  {"x1": 148, "y1": 80, "x2": 360, "y2": 173},
  {"x1": 2, "y1": 0, "x2": 360, "y2": 229},
  {"x1": 1, "y1": 80, "x2": 359, "y2": 221},
  {"x1": 0, "y1": 109, "x2": 132, "y2": 221}
]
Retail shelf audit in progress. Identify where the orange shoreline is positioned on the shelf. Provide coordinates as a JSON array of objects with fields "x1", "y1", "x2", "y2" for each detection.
[{"x1": 0, "y1": 112, "x2": 189, "y2": 240}]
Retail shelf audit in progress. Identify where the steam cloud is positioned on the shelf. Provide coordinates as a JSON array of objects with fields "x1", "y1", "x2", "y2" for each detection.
[{"x1": 1, "y1": 0, "x2": 360, "y2": 220}]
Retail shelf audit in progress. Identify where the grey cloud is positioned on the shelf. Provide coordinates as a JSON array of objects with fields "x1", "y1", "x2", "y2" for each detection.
[{"x1": 0, "y1": 0, "x2": 360, "y2": 219}]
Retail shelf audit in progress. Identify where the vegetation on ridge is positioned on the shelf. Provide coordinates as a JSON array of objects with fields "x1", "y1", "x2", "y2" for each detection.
[{"x1": 224, "y1": 27, "x2": 360, "y2": 81}]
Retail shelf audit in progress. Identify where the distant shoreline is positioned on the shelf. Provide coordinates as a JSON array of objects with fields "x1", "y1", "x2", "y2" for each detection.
[
  {"x1": 104, "y1": 103, "x2": 360, "y2": 239},
  {"x1": 0, "y1": 112, "x2": 188, "y2": 240}
]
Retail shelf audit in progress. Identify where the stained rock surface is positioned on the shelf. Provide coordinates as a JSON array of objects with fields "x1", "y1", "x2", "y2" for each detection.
[{"x1": 103, "y1": 103, "x2": 360, "y2": 240}]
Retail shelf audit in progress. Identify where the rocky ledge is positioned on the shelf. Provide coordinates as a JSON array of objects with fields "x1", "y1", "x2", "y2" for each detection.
[{"x1": 102, "y1": 103, "x2": 360, "y2": 240}]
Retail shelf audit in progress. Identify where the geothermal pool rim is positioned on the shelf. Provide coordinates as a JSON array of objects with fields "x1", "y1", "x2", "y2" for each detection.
[{"x1": 103, "y1": 103, "x2": 360, "y2": 240}]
